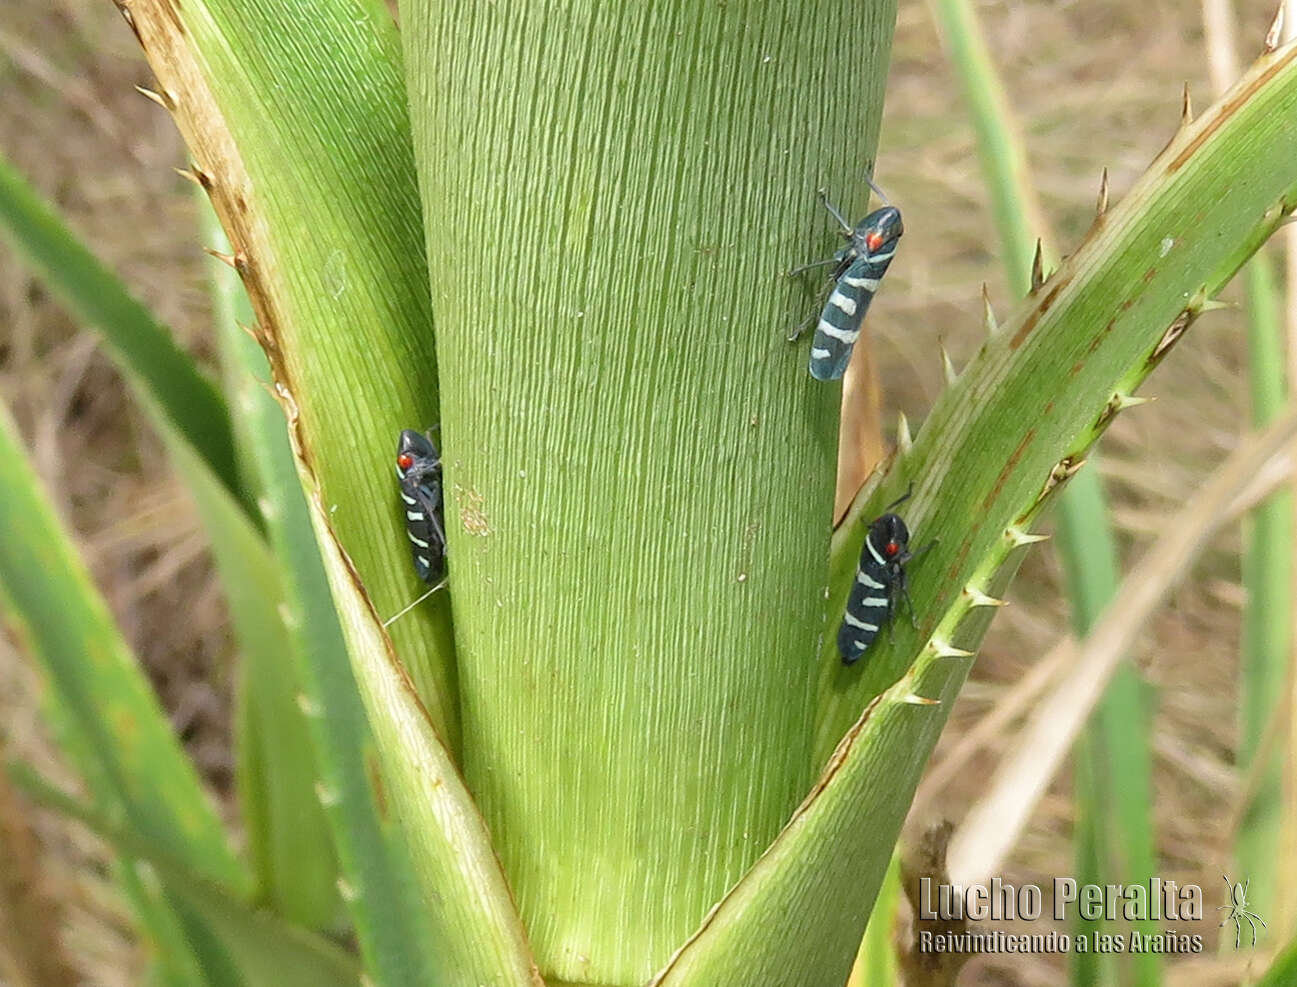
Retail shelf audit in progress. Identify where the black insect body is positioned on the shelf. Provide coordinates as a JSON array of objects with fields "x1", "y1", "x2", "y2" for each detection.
[
  {"x1": 790, "y1": 183, "x2": 903, "y2": 381},
  {"x1": 395, "y1": 429, "x2": 446, "y2": 585},
  {"x1": 838, "y1": 498, "x2": 920, "y2": 665}
]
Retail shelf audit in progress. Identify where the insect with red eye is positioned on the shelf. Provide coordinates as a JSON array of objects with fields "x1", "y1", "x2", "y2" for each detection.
[
  {"x1": 395, "y1": 428, "x2": 446, "y2": 586},
  {"x1": 838, "y1": 487, "x2": 929, "y2": 665},
  {"x1": 788, "y1": 179, "x2": 903, "y2": 381}
]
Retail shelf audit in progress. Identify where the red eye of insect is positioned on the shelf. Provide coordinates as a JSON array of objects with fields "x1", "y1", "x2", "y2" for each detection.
[
  {"x1": 397, "y1": 454, "x2": 414, "y2": 470},
  {"x1": 866, "y1": 231, "x2": 885, "y2": 251},
  {"x1": 885, "y1": 541, "x2": 899, "y2": 557}
]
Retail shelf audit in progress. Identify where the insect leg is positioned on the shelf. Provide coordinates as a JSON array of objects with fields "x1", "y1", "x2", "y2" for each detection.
[
  {"x1": 817, "y1": 188, "x2": 854, "y2": 234},
  {"x1": 787, "y1": 256, "x2": 841, "y2": 278}
]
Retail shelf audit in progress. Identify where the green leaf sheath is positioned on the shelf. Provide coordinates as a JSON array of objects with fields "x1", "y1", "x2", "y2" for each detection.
[
  {"x1": 117, "y1": 0, "x2": 457, "y2": 742},
  {"x1": 401, "y1": 1, "x2": 897, "y2": 981},
  {"x1": 0, "y1": 153, "x2": 247, "y2": 518}
]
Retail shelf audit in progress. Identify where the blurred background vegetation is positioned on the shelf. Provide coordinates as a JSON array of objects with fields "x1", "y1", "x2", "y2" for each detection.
[{"x1": 1, "y1": 1, "x2": 1294, "y2": 984}]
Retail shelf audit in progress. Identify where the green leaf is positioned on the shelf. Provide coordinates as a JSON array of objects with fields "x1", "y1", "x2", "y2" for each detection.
[
  {"x1": 401, "y1": 1, "x2": 897, "y2": 979},
  {"x1": 9, "y1": 763, "x2": 359, "y2": 987},
  {"x1": 0, "y1": 153, "x2": 248, "y2": 519},
  {"x1": 0, "y1": 400, "x2": 249, "y2": 982},
  {"x1": 120, "y1": 0, "x2": 458, "y2": 744},
  {"x1": 0, "y1": 402, "x2": 245, "y2": 889},
  {"x1": 0, "y1": 148, "x2": 340, "y2": 929}
]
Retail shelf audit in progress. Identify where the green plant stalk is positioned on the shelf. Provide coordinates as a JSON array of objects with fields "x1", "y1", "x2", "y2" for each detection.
[
  {"x1": 8, "y1": 763, "x2": 360, "y2": 987},
  {"x1": 0, "y1": 153, "x2": 248, "y2": 518},
  {"x1": 1056, "y1": 477, "x2": 1159, "y2": 985},
  {"x1": 931, "y1": 1, "x2": 1158, "y2": 979},
  {"x1": 930, "y1": 0, "x2": 1050, "y2": 281},
  {"x1": 665, "y1": 42, "x2": 1297, "y2": 984},
  {"x1": 118, "y1": 0, "x2": 458, "y2": 743},
  {"x1": 402, "y1": 1, "x2": 896, "y2": 980},
  {"x1": 206, "y1": 212, "x2": 439, "y2": 984},
  {"x1": 1236, "y1": 251, "x2": 1291, "y2": 921}
]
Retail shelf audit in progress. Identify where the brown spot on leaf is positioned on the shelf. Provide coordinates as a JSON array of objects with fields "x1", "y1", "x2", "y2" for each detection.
[
  {"x1": 1146, "y1": 308, "x2": 1196, "y2": 368},
  {"x1": 458, "y1": 487, "x2": 490, "y2": 536},
  {"x1": 366, "y1": 750, "x2": 388, "y2": 821},
  {"x1": 982, "y1": 429, "x2": 1036, "y2": 512},
  {"x1": 1010, "y1": 279, "x2": 1069, "y2": 350}
]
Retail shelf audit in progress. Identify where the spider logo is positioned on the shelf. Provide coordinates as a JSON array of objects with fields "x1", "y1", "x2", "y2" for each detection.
[{"x1": 1218, "y1": 874, "x2": 1266, "y2": 949}]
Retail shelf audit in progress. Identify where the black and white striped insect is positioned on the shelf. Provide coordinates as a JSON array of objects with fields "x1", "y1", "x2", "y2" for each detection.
[
  {"x1": 395, "y1": 429, "x2": 446, "y2": 583},
  {"x1": 386, "y1": 429, "x2": 447, "y2": 627},
  {"x1": 838, "y1": 490, "x2": 924, "y2": 665},
  {"x1": 789, "y1": 183, "x2": 903, "y2": 381}
]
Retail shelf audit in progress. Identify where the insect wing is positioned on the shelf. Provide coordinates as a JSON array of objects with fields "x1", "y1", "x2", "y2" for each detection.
[{"x1": 401, "y1": 472, "x2": 445, "y2": 583}]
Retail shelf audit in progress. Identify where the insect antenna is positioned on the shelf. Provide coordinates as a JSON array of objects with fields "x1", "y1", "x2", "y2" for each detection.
[
  {"x1": 883, "y1": 482, "x2": 914, "y2": 513},
  {"x1": 382, "y1": 577, "x2": 448, "y2": 628},
  {"x1": 865, "y1": 176, "x2": 892, "y2": 205}
]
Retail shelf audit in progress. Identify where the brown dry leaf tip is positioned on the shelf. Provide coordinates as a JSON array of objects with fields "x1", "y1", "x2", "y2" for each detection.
[
  {"x1": 1265, "y1": 3, "x2": 1285, "y2": 52},
  {"x1": 981, "y1": 283, "x2": 998, "y2": 335},
  {"x1": 1180, "y1": 82, "x2": 1193, "y2": 128},
  {"x1": 1095, "y1": 167, "x2": 1110, "y2": 219},
  {"x1": 174, "y1": 165, "x2": 213, "y2": 190},
  {"x1": 939, "y1": 340, "x2": 959, "y2": 385},
  {"x1": 1038, "y1": 455, "x2": 1087, "y2": 506},
  {"x1": 1030, "y1": 239, "x2": 1046, "y2": 292}
]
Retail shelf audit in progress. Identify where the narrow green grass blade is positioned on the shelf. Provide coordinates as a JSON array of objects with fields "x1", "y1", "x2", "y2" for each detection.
[
  {"x1": 117, "y1": 0, "x2": 457, "y2": 742},
  {"x1": 0, "y1": 401, "x2": 248, "y2": 981},
  {"x1": 0, "y1": 153, "x2": 247, "y2": 518},
  {"x1": 661, "y1": 43, "x2": 1297, "y2": 981},
  {"x1": 181, "y1": 433, "x2": 340, "y2": 929},
  {"x1": 1057, "y1": 479, "x2": 1158, "y2": 986},
  {"x1": 194, "y1": 213, "x2": 340, "y2": 934},
  {"x1": 0, "y1": 150, "x2": 340, "y2": 926},
  {"x1": 0, "y1": 401, "x2": 245, "y2": 889},
  {"x1": 1235, "y1": 252, "x2": 1291, "y2": 920},
  {"x1": 402, "y1": 1, "x2": 895, "y2": 979},
  {"x1": 929, "y1": 4, "x2": 1160, "y2": 981},
  {"x1": 206, "y1": 214, "x2": 439, "y2": 983},
  {"x1": 9, "y1": 763, "x2": 359, "y2": 987}
]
